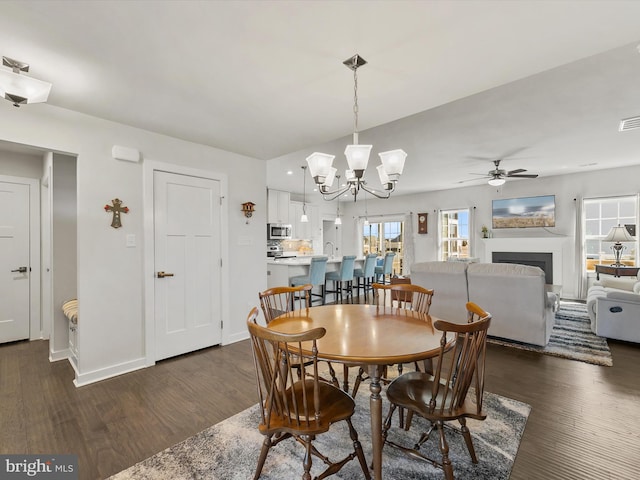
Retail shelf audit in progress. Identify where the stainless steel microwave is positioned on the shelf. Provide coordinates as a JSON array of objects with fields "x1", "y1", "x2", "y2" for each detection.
[{"x1": 267, "y1": 223, "x2": 292, "y2": 240}]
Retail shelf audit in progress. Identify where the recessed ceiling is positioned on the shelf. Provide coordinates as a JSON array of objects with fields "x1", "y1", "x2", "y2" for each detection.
[{"x1": 1, "y1": 1, "x2": 640, "y2": 194}]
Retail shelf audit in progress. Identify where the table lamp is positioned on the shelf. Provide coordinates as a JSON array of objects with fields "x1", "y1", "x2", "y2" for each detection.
[{"x1": 603, "y1": 225, "x2": 636, "y2": 266}]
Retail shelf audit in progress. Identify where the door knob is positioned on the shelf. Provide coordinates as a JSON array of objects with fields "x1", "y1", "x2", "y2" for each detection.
[
  {"x1": 11, "y1": 266, "x2": 28, "y2": 273},
  {"x1": 157, "y1": 271, "x2": 175, "y2": 278}
]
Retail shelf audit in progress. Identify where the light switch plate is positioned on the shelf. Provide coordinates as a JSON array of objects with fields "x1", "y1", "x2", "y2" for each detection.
[{"x1": 126, "y1": 234, "x2": 136, "y2": 247}]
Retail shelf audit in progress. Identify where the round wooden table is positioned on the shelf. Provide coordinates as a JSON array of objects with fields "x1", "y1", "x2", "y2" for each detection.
[{"x1": 268, "y1": 303, "x2": 447, "y2": 480}]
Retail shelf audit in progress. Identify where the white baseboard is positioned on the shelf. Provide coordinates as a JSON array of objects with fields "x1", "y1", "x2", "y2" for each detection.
[
  {"x1": 49, "y1": 347, "x2": 70, "y2": 362},
  {"x1": 73, "y1": 357, "x2": 147, "y2": 387},
  {"x1": 225, "y1": 331, "x2": 249, "y2": 345}
]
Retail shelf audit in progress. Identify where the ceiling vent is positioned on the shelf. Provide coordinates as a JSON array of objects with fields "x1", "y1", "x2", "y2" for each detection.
[{"x1": 619, "y1": 116, "x2": 640, "y2": 131}]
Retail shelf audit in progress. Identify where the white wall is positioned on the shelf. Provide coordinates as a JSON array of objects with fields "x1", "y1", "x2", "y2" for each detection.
[
  {"x1": 51, "y1": 154, "x2": 77, "y2": 357},
  {"x1": 0, "y1": 149, "x2": 43, "y2": 178},
  {"x1": 0, "y1": 101, "x2": 267, "y2": 385},
  {"x1": 338, "y1": 164, "x2": 640, "y2": 299}
]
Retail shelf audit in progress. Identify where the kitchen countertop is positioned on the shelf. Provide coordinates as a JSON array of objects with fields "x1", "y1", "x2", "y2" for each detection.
[{"x1": 267, "y1": 256, "x2": 352, "y2": 265}]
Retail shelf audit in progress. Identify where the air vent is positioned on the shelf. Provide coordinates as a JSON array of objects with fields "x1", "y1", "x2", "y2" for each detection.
[{"x1": 619, "y1": 116, "x2": 640, "y2": 131}]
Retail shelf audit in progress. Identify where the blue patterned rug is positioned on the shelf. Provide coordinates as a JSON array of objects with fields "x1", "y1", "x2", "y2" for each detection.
[
  {"x1": 109, "y1": 388, "x2": 530, "y2": 480},
  {"x1": 489, "y1": 301, "x2": 612, "y2": 366}
]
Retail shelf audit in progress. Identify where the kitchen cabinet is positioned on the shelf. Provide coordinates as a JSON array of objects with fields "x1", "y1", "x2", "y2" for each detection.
[
  {"x1": 267, "y1": 189, "x2": 290, "y2": 224},
  {"x1": 290, "y1": 201, "x2": 321, "y2": 241}
]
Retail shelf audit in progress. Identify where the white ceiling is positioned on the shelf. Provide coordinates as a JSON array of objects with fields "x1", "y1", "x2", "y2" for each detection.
[{"x1": 2, "y1": 1, "x2": 640, "y2": 195}]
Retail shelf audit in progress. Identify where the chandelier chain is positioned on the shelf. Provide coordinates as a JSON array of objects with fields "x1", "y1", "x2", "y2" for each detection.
[{"x1": 353, "y1": 67, "x2": 359, "y2": 137}]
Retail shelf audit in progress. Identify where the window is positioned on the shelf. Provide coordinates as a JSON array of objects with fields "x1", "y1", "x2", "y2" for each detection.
[
  {"x1": 440, "y1": 209, "x2": 470, "y2": 261},
  {"x1": 362, "y1": 220, "x2": 404, "y2": 275},
  {"x1": 583, "y1": 196, "x2": 637, "y2": 271}
]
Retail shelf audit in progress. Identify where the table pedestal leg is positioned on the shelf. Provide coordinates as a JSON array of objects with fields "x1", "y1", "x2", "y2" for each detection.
[{"x1": 368, "y1": 364, "x2": 383, "y2": 479}]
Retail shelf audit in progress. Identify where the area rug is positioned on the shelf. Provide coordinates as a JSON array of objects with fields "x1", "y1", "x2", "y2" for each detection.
[
  {"x1": 488, "y1": 300, "x2": 612, "y2": 366},
  {"x1": 110, "y1": 388, "x2": 530, "y2": 480}
]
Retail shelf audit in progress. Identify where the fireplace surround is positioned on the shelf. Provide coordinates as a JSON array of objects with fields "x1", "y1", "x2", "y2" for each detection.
[{"x1": 483, "y1": 237, "x2": 566, "y2": 287}]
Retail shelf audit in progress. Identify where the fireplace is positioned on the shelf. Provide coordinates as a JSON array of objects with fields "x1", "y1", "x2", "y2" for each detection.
[{"x1": 492, "y1": 251, "x2": 553, "y2": 285}]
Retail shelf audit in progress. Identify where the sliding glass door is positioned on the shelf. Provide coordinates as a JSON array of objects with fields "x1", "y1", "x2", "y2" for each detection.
[{"x1": 362, "y1": 220, "x2": 405, "y2": 275}]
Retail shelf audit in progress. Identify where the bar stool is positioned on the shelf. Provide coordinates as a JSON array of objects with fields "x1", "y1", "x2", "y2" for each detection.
[
  {"x1": 325, "y1": 255, "x2": 356, "y2": 304},
  {"x1": 375, "y1": 252, "x2": 396, "y2": 284},
  {"x1": 290, "y1": 256, "x2": 328, "y2": 305},
  {"x1": 353, "y1": 253, "x2": 378, "y2": 302}
]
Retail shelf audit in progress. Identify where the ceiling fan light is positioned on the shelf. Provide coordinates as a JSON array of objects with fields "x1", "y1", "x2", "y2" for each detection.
[
  {"x1": 306, "y1": 152, "x2": 335, "y2": 183},
  {"x1": 488, "y1": 177, "x2": 506, "y2": 186},
  {"x1": 378, "y1": 149, "x2": 407, "y2": 181},
  {"x1": 344, "y1": 144, "x2": 372, "y2": 171}
]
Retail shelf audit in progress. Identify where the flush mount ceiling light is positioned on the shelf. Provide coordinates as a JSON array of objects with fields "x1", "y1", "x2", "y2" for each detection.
[
  {"x1": 306, "y1": 54, "x2": 407, "y2": 202},
  {"x1": 0, "y1": 56, "x2": 52, "y2": 107}
]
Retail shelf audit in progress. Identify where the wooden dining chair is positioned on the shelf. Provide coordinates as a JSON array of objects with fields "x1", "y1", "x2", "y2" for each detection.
[
  {"x1": 344, "y1": 283, "x2": 436, "y2": 399},
  {"x1": 373, "y1": 282, "x2": 434, "y2": 315},
  {"x1": 246, "y1": 308, "x2": 371, "y2": 480},
  {"x1": 381, "y1": 302, "x2": 492, "y2": 480},
  {"x1": 258, "y1": 284, "x2": 339, "y2": 384},
  {"x1": 258, "y1": 284, "x2": 312, "y2": 324}
]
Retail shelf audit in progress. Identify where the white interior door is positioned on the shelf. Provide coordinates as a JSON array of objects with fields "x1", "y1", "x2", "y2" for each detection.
[
  {"x1": 0, "y1": 181, "x2": 30, "y2": 343},
  {"x1": 154, "y1": 171, "x2": 222, "y2": 360}
]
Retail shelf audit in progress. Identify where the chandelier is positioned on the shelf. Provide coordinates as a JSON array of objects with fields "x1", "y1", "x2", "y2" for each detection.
[{"x1": 306, "y1": 54, "x2": 406, "y2": 201}]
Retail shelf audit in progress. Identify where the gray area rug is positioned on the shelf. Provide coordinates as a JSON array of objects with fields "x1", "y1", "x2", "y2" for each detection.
[
  {"x1": 488, "y1": 300, "x2": 612, "y2": 366},
  {"x1": 110, "y1": 388, "x2": 530, "y2": 480}
]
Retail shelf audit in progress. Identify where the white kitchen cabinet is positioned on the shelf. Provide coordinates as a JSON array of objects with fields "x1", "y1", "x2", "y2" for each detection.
[
  {"x1": 289, "y1": 202, "x2": 321, "y2": 242},
  {"x1": 267, "y1": 189, "x2": 290, "y2": 224}
]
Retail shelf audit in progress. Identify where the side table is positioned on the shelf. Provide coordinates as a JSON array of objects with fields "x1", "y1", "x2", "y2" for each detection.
[{"x1": 595, "y1": 264, "x2": 639, "y2": 280}]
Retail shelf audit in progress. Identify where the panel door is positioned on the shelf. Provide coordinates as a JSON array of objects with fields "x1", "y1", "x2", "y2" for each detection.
[{"x1": 154, "y1": 171, "x2": 222, "y2": 360}]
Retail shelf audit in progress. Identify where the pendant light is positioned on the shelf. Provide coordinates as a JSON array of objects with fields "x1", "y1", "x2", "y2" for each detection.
[
  {"x1": 334, "y1": 175, "x2": 342, "y2": 225},
  {"x1": 300, "y1": 166, "x2": 309, "y2": 223},
  {"x1": 363, "y1": 190, "x2": 369, "y2": 226}
]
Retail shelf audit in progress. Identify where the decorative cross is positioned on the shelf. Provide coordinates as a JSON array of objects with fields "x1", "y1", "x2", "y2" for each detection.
[{"x1": 104, "y1": 198, "x2": 129, "y2": 228}]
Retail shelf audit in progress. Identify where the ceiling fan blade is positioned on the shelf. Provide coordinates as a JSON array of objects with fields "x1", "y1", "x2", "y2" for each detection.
[
  {"x1": 457, "y1": 177, "x2": 487, "y2": 184},
  {"x1": 506, "y1": 173, "x2": 538, "y2": 178},
  {"x1": 507, "y1": 168, "x2": 527, "y2": 175}
]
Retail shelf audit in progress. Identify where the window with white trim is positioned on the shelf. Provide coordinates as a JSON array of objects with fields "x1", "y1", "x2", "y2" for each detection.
[
  {"x1": 583, "y1": 196, "x2": 637, "y2": 271},
  {"x1": 439, "y1": 208, "x2": 470, "y2": 261}
]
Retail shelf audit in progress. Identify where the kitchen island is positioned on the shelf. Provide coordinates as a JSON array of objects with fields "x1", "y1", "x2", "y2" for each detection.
[{"x1": 266, "y1": 256, "x2": 364, "y2": 291}]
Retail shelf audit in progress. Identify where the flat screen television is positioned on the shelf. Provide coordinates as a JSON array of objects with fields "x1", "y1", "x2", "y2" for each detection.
[{"x1": 492, "y1": 195, "x2": 556, "y2": 229}]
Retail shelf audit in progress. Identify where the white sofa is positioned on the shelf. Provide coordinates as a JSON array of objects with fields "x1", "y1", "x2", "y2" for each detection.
[
  {"x1": 586, "y1": 274, "x2": 640, "y2": 343},
  {"x1": 411, "y1": 261, "x2": 558, "y2": 346}
]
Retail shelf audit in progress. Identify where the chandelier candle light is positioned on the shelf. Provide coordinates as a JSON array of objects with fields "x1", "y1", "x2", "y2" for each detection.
[{"x1": 306, "y1": 54, "x2": 407, "y2": 202}]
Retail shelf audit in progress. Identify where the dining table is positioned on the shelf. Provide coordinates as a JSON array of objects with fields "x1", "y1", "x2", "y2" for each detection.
[{"x1": 268, "y1": 303, "x2": 448, "y2": 480}]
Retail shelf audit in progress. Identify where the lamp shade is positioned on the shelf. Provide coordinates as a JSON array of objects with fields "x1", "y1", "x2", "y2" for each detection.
[
  {"x1": 344, "y1": 144, "x2": 372, "y2": 171},
  {"x1": 306, "y1": 152, "x2": 335, "y2": 182},
  {"x1": 321, "y1": 166, "x2": 337, "y2": 188},
  {"x1": 377, "y1": 164, "x2": 390, "y2": 185},
  {"x1": 0, "y1": 69, "x2": 51, "y2": 105},
  {"x1": 603, "y1": 225, "x2": 636, "y2": 242},
  {"x1": 378, "y1": 149, "x2": 407, "y2": 181}
]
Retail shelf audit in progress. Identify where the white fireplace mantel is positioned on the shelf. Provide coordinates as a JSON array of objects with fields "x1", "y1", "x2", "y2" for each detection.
[{"x1": 483, "y1": 237, "x2": 568, "y2": 285}]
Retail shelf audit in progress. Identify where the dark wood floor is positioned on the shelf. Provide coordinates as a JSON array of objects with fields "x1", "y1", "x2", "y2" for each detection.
[{"x1": 1, "y1": 334, "x2": 639, "y2": 480}]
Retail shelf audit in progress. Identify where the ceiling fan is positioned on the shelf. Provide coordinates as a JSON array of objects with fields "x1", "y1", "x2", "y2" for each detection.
[{"x1": 460, "y1": 159, "x2": 538, "y2": 186}]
